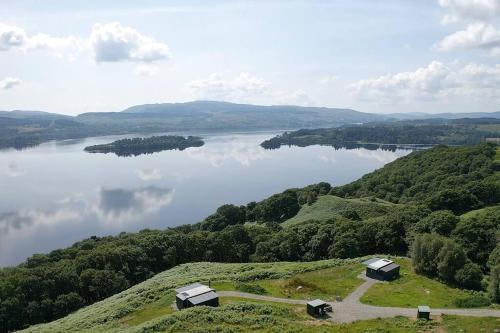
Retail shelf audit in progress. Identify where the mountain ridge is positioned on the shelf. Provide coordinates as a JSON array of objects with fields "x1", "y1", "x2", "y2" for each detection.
[{"x1": 1, "y1": 101, "x2": 499, "y2": 120}]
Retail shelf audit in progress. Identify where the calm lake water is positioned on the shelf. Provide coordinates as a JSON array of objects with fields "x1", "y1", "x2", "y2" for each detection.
[{"x1": 0, "y1": 132, "x2": 411, "y2": 266}]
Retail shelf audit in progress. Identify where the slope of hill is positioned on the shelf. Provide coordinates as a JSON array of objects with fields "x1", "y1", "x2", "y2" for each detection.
[
  {"x1": 387, "y1": 111, "x2": 500, "y2": 120},
  {"x1": 18, "y1": 258, "x2": 500, "y2": 333},
  {"x1": 282, "y1": 196, "x2": 399, "y2": 226}
]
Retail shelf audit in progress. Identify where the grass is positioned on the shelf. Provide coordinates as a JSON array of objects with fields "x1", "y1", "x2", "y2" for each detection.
[
  {"x1": 119, "y1": 293, "x2": 175, "y2": 327},
  {"x1": 19, "y1": 258, "x2": 499, "y2": 332},
  {"x1": 212, "y1": 263, "x2": 365, "y2": 301},
  {"x1": 361, "y1": 259, "x2": 478, "y2": 308},
  {"x1": 283, "y1": 195, "x2": 398, "y2": 226},
  {"x1": 442, "y1": 315, "x2": 500, "y2": 333},
  {"x1": 19, "y1": 259, "x2": 361, "y2": 333}
]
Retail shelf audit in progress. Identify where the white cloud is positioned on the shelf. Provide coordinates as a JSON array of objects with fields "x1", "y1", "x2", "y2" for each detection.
[
  {"x1": 0, "y1": 77, "x2": 21, "y2": 90},
  {"x1": 319, "y1": 75, "x2": 339, "y2": 84},
  {"x1": 188, "y1": 72, "x2": 269, "y2": 102},
  {"x1": 0, "y1": 23, "x2": 27, "y2": 51},
  {"x1": 438, "y1": 0, "x2": 500, "y2": 24},
  {"x1": 437, "y1": 22, "x2": 500, "y2": 54},
  {"x1": 0, "y1": 22, "x2": 81, "y2": 57},
  {"x1": 351, "y1": 60, "x2": 500, "y2": 102},
  {"x1": 278, "y1": 89, "x2": 316, "y2": 106},
  {"x1": 27, "y1": 33, "x2": 83, "y2": 58},
  {"x1": 133, "y1": 64, "x2": 158, "y2": 76},
  {"x1": 89, "y1": 22, "x2": 170, "y2": 63},
  {"x1": 0, "y1": 21, "x2": 170, "y2": 66}
]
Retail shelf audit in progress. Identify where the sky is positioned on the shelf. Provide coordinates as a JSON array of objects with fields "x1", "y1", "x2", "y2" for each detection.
[{"x1": 0, "y1": 0, "x2": 500, "y2": 115}]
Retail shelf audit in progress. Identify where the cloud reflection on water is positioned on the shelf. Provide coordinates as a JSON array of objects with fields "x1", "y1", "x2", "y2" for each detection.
[
  {"x1": 0, "y1": 186, "x2": 174, "y2": 236},
  {"x1": 186, "y1": 141, "x2": 267, "y2": 167}
]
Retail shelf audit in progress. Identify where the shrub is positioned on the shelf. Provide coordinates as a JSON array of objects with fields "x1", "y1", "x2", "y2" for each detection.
[
  {"x1": 234, "y1": 282, "x2": 267, "y2": 295},
  {"x1": 453, "y1": 293, "x2": 491, "y2": 308}
]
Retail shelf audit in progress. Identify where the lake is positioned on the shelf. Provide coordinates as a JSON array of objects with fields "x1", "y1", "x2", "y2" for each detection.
[{"x1": 0, "y1": 132, "x2": 411, "y2": 266}]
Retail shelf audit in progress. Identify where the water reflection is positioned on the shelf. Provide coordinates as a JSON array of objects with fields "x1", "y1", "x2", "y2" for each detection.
[
  {"x1": 97, "y1": 187, "x2": 174, "y2": 221},
  {"x1": 187, "y1": 140, "x2": 267, "y2": 167},
  {"x1": 1, "y1": 160, "x2": 25, "y2": 177},
  {"x1": 136, "y1": 168, "x2": 163, "y2": 181},
  {"x1": 1, "y1": 186, "x2": 174, "y2": 235},
  {"x1": 0, "y1": 208, "x2": 79, "y2": 235},
  {"x1": 0, "y1": 132, "x2": 412, "y2": 266}
]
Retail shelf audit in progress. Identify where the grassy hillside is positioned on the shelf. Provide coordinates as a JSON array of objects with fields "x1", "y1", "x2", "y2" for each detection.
[
  {"x1": 283, "y1": 195, "x2": 398, "y2": 226},
  {"x1": 18, "y1": 259, "x2": 356, "y2": 333},
  {"x1": 20, "y1": 258, "x2": 499, "y2": 333},
  {"x1": 361, "y1": 259, "x2": 479, "y2": 308}
]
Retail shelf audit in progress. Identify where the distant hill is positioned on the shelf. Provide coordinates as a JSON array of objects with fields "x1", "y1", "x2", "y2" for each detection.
[
  {"x1": 387, "y1": 111, "x2": 500, "y2": 120},
  {"x1": 1, "y1": 101, "x2": 500, "y2": 149},
  {"x1": 77, "y1": 100, "x2": 385, "y2": 129}
]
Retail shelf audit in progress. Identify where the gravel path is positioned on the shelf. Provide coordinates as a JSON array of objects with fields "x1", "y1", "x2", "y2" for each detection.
[{"x1": 217, "y1": 273, "x2": 500, "y2": 323}]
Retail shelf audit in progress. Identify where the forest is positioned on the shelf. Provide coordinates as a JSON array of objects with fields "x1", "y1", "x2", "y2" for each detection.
[
  {"x1": 0, "y1": 143, "x2": 498, "y2": 332},
  {"x1": 260, "y1": 119, "x2": 500, "y2": 149},
  {"x1": 83, "y1": 136, "x2": 204, "y2": 156}
]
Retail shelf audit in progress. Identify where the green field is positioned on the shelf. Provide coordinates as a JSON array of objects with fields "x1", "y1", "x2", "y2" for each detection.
[
  {"x1": 442, "y1": 315, "x2": 500, "y2": 333},
  {"x1": 283, "y1": 195, "x2": 398, "y2": 226},
  {"x1": 361, "y1": 259, "x2": 480, "y2": 308},
  {"x1": 212, "y1": 263, "x2": 365, "y2": 301}
]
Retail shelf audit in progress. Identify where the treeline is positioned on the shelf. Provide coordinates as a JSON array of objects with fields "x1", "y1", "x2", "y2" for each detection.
[
  {"x1": 334, "y1": 144, "x2": 500, "y2": 208},
  {"x1": 260, "y1": 120, "x2": 500, "y2": 149},
  {"x1": 0, "y1": 144, "x2": 498, "y2": 332},
  {"x1": 83, "y1": 135, "x2": 204, "y2": 156},
  {"x1": 0, "y1": 117, "x2": 98, "y2": 150}
]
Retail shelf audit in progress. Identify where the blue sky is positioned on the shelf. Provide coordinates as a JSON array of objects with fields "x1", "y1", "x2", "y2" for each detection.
[{"x1": 0, "y1": 0, "x2": 499, "y2": 114}]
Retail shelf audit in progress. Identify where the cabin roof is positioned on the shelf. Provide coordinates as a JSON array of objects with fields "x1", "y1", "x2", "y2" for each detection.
[
  {"x1": 188, "y1": 291, "x2": 219, "y2": 305},
  {"x1": 367, "y1": 259, "x2": 393, "y2": 270},
  {"x1": 307, "y1": 299, "x2": 327, "y2": 307},
  {"x1": 175, "y1": 282, "x2": 204, "y2": 294},
  {"x1": 176, "y1": 283, "x2": 214, "y2": 301},
  {"x1": 379, "y1": 262, "x2": 400, "y2": 273},
  {"x1": 362, "y1": 258, "x2": 381, "y2": 266},
  {"x1": 418, "y1": 305, "x2": 430, "y2": 313}
]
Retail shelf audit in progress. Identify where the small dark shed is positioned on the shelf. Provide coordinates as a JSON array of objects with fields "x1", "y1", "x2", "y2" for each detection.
[
  {"x1": 417, "y1": 305, "x2": 430, "y2": 320},
  {"x1": 365, "y1": 259, "x2": 400, "y2": 281},
  {"x1": 175, "y1": 283, "x2": 219, "y2": 310},
  {"x1": 306, "y1": 299, "x2": 330, "y2": 317}
]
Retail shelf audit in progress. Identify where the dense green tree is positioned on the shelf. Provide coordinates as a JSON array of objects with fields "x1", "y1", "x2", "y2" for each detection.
[
  {"x1": 412, "y1": 233, "x2": 445, "y2": 277},
  {"x1": 436, "y1": 239, "x2": 467, "y2": 283},
  {"x1": 413, "y1": 210, "x2": 459, "y2": 236},
  {"x1": 427, "y1": 189, "x2": 480, "y2": 214},
  {"x1": 452, "y1": 215, "x2": 499, "y2": 268},
  {"x1": 454, "y1": 262, "x2": 483, "y2": 290}
]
